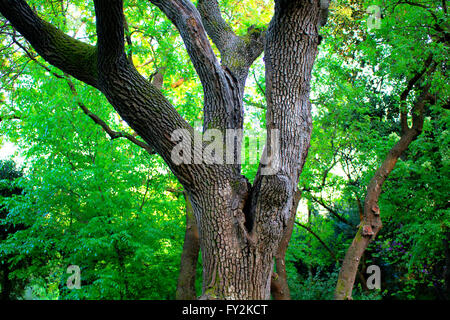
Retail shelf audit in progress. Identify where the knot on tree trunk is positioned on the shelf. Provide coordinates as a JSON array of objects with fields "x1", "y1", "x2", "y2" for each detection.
[
  {"x1": 250, "y1": 173, "x2": 294, "y2": 250},
  {"x1": 258, "y1": 174, "x2": 292, "y2": 210},
  {"x1": 361, "y1": 225, "x2": 375, "y2": 237}
]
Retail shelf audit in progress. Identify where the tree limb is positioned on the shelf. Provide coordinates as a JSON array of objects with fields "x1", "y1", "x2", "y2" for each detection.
[
  {"x1": 399, "y1": 54, "x2": 433, "y2": 133},
  {"x1": 196, "y1": 0, "x2": 265, "y2": 84},
  {"x1": 148, "y1": 0, "x2": 242, "y2": 132},
  {"x1": 309, "y1": 194, "x2": 353, "y2": 227},
  {"x1": 295, "y1": 221, "x2": 337, "y2": 262},
  {"x1": 148, "y1": 0, "x2": 223, "y2": 89},
  {"x1": 12, "y1": 35, "x2": 154, "y2": 154},
  {"x1": 197, "y1": 0, "x2": 237, "y2": 53},
  {"x1": 93, "y1": 0, "x2": 126, "y2": 70},
  {"x1": 65, "y1": 78, "x2": 155, "y2": 155},
  {"x1": 0, "y1": 0, "x2": 98, "y2": 88}
]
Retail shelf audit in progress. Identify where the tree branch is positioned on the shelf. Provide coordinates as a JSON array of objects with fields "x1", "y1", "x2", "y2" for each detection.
[
  {"x1": 0, "y1": 0, "x2": 98, "y2": 88},
  {"x1": 65, "y1": 78, "x2": 155, "y2": 155},
  {"x1": 197, "y1": 0, "x2": 265, "y2": 85},
  {"x1": 93, "y1": 0, "x2": 126, "y2": 70},
  {"x1": 396, "y1": 1, "x2": 439, "y2": 23},
  {"x1": 0, "y1": 115, "x2": 21, "y2": 123},
  {"x1": 197, "y1": 0, "x2": 237, "y2": 52},
  {"x1": 295, "y1": 221, "x2": 337, "y2": 262},
  {"x1": 399, "y1": 54, "x2": 433, "y2": 133},
  {"x1": 410, "y1": 82, "x2": 433, "y2": 133},
  {"x1": 148, "y1": 0, "x2": 222, "y2": 88},
  {"x1": 12, "y1": 36, "x2": 154, "y2": 154},
  {"x1": 309, "y1": 194, "x2": 353, "y2": 226},
  {"x1": 149, "y1": 0, "x2": 242, "y2": 131},
  {"x1": 123, "y1": 15, "x2": 134, "y2": 64}
]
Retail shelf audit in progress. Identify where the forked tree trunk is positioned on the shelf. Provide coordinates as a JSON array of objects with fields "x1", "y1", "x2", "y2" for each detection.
[
  {"x1": 176, "y1": 191, "x2": 302, "y2": 300},
  {"x1": 176, "y1": 190, "x2": 303, "y2": 300},
  {"x1": 335, "y1": 87, "x2": 431, "y2": 300},
  {"x1": 191, "y1": 1, "x2": 322, "y2": 299}
]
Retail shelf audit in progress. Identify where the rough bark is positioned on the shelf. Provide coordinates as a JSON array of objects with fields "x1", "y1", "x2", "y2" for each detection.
[
  {"x1": 197, "y1": 0, "x2": 265, "y2": 88},
  {"x1": 270, "y1": 191, "x2": 302, "y2": 300},
  {"x1": 335, "y1": 83, "x2": 433, "y2": 300},
  {"x1": 193, "y1": 1, "x2": 324, "y2": 299},
  {"x1": 0, "y1": 0, "x2": 327, "y2": 299},
  {"x1": 0, "y1": 0, "x2": 98, "y2": 88},
  {"x1": 176, "y1": 192, "x2": 200, "y2": 300}
]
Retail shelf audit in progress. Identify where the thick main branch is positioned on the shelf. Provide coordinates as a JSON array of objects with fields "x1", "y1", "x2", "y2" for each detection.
[
  {"x1": 0, "y1": 0, "x2": 98, "y2": 88},
  {"x1": 149, "y1": 0, "x2": 240, "y2": 131}
]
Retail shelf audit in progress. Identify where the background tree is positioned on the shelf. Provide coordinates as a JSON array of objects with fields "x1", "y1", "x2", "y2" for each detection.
[{"x1": 333, "y1": 0, "x2": 447, "y2": 300}]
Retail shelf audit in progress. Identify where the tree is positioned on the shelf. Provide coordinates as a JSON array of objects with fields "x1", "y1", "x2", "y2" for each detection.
[
  {"x1": 0, "y1": 0, "x2": 330, "y2": 299},
  {"x1": 269, "y1": 0, "x2": 449, "y2": 300},
  {"x1": 335, "y1": 68, "x2": 435, "y2": 299},
  {"x1": 312, "y1": 0, "x2": 448, "y2": 299},
  {"x1": 175, "y1": 190, "x2": 200, "y2": 300}
]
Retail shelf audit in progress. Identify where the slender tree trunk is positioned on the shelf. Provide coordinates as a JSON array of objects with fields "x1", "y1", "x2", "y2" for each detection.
[
  {"x1": 176, "y1": 193, "x2": 200, "y2": 300},
  {"x1": 335, "y1": 87, "x2": 431, "y2": 299}
]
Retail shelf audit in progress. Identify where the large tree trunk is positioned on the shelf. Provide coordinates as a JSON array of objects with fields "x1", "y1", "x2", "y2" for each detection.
[
  {"x1": 334, "y1": 86, "x2": 432, "y2": 300},
  {"x1": 191, "y1": 1, "x2": 323, "y2": 299},
  {"x1": 175, "y1": 191, "x2": 303, "y2": 300},
  {"x1": 175, "y1": 190, "x2": 307, "y2": 300}
]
